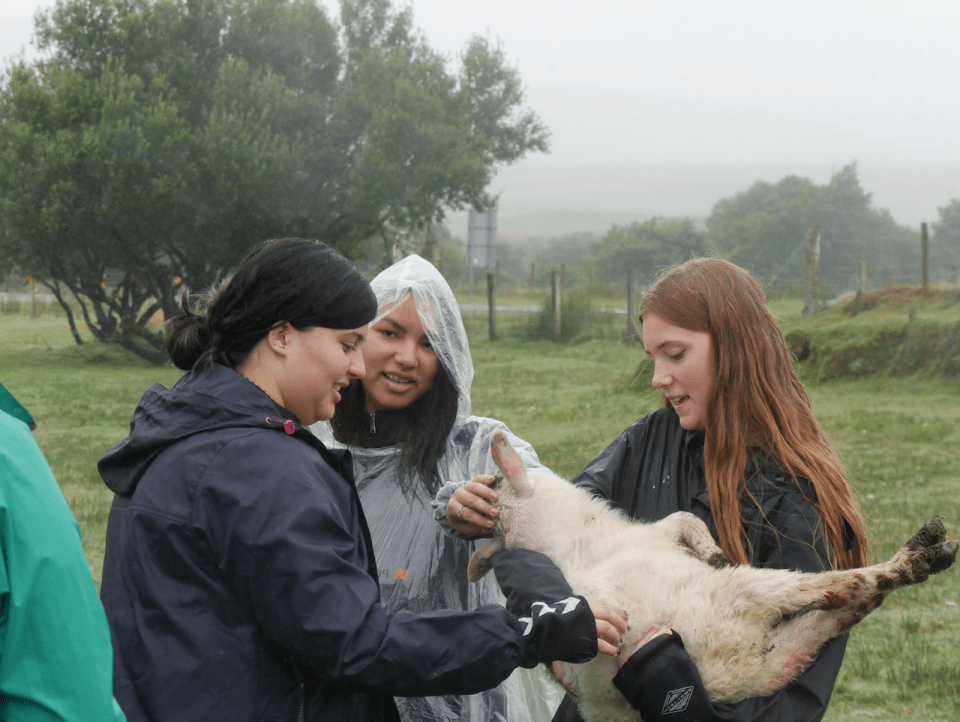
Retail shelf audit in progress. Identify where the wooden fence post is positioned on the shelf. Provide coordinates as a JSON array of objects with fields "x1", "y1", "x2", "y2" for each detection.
[
  {"x1": 802, "y1": 225, "x2": 823, "y2": 316},
  {"x1": 626, "y1": 269, "x2": 639, "y2": 345},
  {"x1": 850, "y1": 261, "x2": 869, "y2": 315},
  {"x1": 551, "y1": 270, "x2": 562, "y2": 343},
  {"x1": 487, "y1": 272, "x2": 497, "y2": 341},
  {"x1": 921, "y1": 222, "x2": 929, "y2": 294}
]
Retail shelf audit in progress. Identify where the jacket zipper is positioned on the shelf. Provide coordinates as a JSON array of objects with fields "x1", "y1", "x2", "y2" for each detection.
[
  {"x1": 293, "y1": 666, "x2": 305, "y2": 722},
  {"x1": 368, "y1": 412, "x2": 376, "y2": 434}
]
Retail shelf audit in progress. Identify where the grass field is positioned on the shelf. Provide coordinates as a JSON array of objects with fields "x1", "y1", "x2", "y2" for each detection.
[{"x1": 2, "y1": 300, "x2": 959, "y2": 721}]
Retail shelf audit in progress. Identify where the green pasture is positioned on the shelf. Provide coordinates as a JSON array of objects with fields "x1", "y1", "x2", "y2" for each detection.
[{"x1": 2, "y1": 297, "x2": 959, "y2": 721}]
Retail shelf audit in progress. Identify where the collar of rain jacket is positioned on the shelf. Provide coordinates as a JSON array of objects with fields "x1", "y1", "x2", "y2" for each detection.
[
  {"x1": 363, "y1": 408, "x2": 408, "y2": 446},
  {"x1": 98, "y1": 363, "x2": 345, "y2": 496}
]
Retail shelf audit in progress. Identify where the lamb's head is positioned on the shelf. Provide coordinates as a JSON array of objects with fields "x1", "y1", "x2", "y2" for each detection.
[{"x1": 467, "y1": 429, "x2": 542, "y2": 582}]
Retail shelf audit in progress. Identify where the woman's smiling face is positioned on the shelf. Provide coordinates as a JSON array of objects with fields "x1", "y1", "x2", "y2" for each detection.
[
  {"x1": 272, "y1": 325, "x2": 367, "y2": 425},
  {"x1": 642, "y1": 312, "x2": 714, "y2": 431},
  {"x1": 361, "y1": 296, "x2": 440, "y2": 413}
]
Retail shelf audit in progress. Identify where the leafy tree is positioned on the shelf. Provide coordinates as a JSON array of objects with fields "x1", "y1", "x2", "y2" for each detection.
[
  {"x1": 592, "y1": 219, "x2": 706, "y2": 284},
  {"x1": 356, "y1": 220, "x2": 462, "y2": 280},
  {"x1": 0, "y1": 58, "x2": 191, "y2": 356},
  {"x1": 707, "y1": 175, "x2": 824, "y2": 286},
  {"x1": 706, "y1": 164, "x2": 916, "y2": 291},
  {"x1": 502, "y1": 220, "x2": 704, "y2": 291},
  {"x1": 511, "y1": 232, "x2": 598, "y2": 288},
  {"x1": 0, "y1": 0, "x2": 547, "y2": 362}
]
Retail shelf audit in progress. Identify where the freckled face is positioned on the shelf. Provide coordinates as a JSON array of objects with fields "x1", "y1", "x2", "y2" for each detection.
[
  {"x1": 361, "y1": 296, "x2": 440, "y2": 413},
  {"x1": 642, "y1": 312, "x2": 713, "y2": 431}
]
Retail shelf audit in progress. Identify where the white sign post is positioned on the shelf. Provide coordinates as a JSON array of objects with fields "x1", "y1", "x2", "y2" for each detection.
[{"x1": 467, "y1": 208, "x2": 497, "y2": 293}]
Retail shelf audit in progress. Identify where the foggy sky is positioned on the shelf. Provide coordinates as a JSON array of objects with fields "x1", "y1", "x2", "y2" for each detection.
[{"x1": 4, "y1": 0, "x2": 960, "y2": 231}]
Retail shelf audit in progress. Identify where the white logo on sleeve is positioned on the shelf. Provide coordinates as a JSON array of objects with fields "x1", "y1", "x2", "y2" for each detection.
[
  {"x1": 662, "y1": 686, "x2": 694, "y2": 714},
  {"x1": 519, "y1": 597, "x2": 582, "y2": 635}
]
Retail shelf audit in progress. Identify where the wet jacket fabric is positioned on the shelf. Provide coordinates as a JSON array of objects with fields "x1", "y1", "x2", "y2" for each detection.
[
  {"x1": 99, "y1": 364, "x2": 564, "y2": 722},
  {"x1": 313, "y1": 255, "x2": 559, "y2": 722},
  {"x1": 553, "y1": 406, "x2": 848, "y2": 722},
  {"x1": 0, "y1": 389, "x2": 125, "y2": 721}
]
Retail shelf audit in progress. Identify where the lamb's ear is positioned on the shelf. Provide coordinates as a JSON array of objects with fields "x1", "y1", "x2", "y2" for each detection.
[
  {"x1": 468, "y1": 538, "x2": 503, "y2": 582},
  {"x1": 490, "y1": 429, "x2": 534, "y2": 498}
]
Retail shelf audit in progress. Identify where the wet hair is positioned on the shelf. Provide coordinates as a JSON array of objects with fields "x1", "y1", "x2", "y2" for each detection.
[
  {"x1": 165, "y1": 238, "x2": 377, "y2": 372},
  {"x1": 640, "y1": 257, "x2": 868, "y2": 570},
  {"x1": 331, "y1": 364, "x2": 460, "y2": 497}
]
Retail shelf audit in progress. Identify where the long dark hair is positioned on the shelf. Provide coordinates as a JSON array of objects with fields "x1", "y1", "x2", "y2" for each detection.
[
  {"x1": 640, "y1": 258, "x2": 867, "y2": 569},
  {"x1": 166, "y1": 239, "x2": 376, "y2": 372},
  {"x1": 331, "y1": 364, "x2": 460, "y2": 497}
]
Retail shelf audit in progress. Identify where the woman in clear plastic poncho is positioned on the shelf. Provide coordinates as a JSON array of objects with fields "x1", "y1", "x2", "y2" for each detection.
[{"x1": 312, "y1": 254, "x2": 559, "y2": 722}]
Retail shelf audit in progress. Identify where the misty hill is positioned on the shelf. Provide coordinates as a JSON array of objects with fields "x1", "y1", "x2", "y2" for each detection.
[
  {"x1": 445, "y1": 161, "x2": 960, "y2": 242},
  {"x1": 444, "y1": 87, "x2": 960, "y2": 241}
]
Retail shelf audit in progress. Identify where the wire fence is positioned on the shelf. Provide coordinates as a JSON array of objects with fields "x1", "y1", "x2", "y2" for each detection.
[
  {"x1": 459, "y1": 297, "x2": 636, "y2": 345},
  {"x1": 6, "y1": 265, "x2": 958, "y2": 348}
]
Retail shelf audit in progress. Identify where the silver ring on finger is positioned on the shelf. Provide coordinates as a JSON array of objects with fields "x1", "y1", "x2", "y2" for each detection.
[{"x1": 457, "y1": 505, "x2": 465, "y2": 519}]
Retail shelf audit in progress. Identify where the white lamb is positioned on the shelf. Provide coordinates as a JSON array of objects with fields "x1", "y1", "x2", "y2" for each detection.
[{"x1": 468, "y1": 429, "x2": 958, "y2": 722}]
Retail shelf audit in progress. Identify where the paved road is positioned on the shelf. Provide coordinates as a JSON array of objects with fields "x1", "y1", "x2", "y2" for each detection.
[{"x1": 0, "y1": 291, "x2": 57, "y2": 303}]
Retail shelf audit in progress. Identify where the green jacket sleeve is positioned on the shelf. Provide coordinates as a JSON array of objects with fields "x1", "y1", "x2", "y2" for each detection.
[{"x1": 0, "y1": 410, "x2": 125, "y2": 721}]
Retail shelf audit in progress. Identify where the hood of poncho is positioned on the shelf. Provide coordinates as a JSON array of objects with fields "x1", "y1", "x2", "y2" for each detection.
[{"x1": 370, "y1": 254, "x2": 474, "y2": 425}]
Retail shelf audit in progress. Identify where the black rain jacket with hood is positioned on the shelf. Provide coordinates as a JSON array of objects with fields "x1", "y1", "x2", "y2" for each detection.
[
  {"x1": 99, "y1": 364, "x2": 590, "y2": 722},
  {"x1": 553, "y1": 406, "x2": 850, "y2": 722}
]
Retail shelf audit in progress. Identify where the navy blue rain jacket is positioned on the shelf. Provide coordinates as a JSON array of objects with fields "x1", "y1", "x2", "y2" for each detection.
[{"x1": 99, "y1": 365, "x2": 533, "y2": 722}]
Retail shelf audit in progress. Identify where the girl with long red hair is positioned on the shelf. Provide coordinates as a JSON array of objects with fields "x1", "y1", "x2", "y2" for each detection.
[
  {"x1": 451, "y1": 257, "x2": 868, "y2": 722},
  {"x1": 573, "y1": 257, "x2": 867, "y2": 721}
]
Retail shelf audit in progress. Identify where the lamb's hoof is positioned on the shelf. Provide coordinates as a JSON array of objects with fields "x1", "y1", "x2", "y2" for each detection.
[
  {"x1": 902, "y1": 517, "x2": 957, "y2": 581},
  {"x1": 467, "y1": 555, "x2": 493, "y2": 582},
  {"x1": 906, "y1": 516, "x2": 947, "y2": 552},
  {"x1": 929, "y1": 540, "x2": 958, "y2": 576},
  {"x1": 707, "y1": 551, "x2": 734, "y2": 569}
]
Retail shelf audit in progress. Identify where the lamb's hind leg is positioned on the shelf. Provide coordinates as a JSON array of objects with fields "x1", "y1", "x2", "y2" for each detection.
[
  {"x1": 806, "y1": 516, "x2": 957, "y2": 627},
  {"x1": 744, "y1": 516, "x2": 956, "y2": 625},
  {"x1": 751, "y1": 609, "x2": 850, "y2": 695},
  {"x1": 753, "y1": 516, "x2": 957, "y2": 695}
]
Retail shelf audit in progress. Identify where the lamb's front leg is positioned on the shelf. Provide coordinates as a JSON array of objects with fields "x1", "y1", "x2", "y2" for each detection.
[
  {"x1": 467, "y1": 537, "x2": 504, "y2": 582},
  {"x1": 655, "y1": 511, "x2": 732, "y2": 568}
]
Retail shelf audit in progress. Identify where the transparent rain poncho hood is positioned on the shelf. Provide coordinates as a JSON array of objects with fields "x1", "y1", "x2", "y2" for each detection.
[
  {"x1": 312, "y1": 255, "x2": 558, "y2": 722},
  {"x1": 368, "y1": 253, "x2": 475, "y2": 426}
]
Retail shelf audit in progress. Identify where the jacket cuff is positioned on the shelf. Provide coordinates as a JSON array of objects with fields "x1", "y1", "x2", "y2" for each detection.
[
  {"x1": 516, "y1": 595, "x2": 598, "y2": 668},
  {"x1": 613, "y1": 631, "x2": 716, "y2": 721},
  {"x1": 431, "y1": 480, "x2": 479, "y2": 540},
  {"x1": 490, "y1": 548, "x2": 575, "y2": 616}
]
